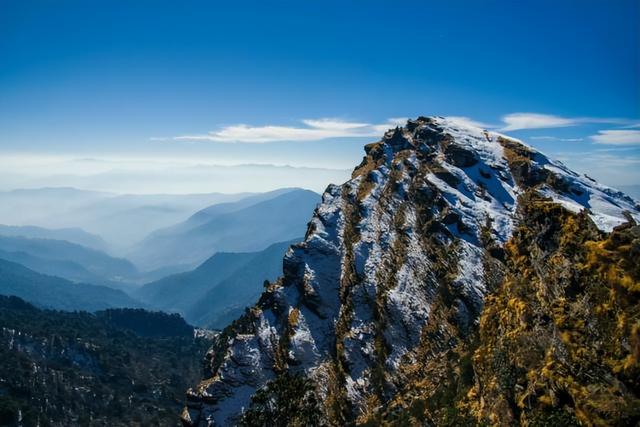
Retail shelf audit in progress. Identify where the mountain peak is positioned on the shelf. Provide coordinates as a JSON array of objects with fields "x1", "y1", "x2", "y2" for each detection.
[
  {"x1": 357, "y1": 116, "x2": 637, "y2": 233},
  {"x1": 182, "y1": 117, "x2": 640, "y2": 426}
]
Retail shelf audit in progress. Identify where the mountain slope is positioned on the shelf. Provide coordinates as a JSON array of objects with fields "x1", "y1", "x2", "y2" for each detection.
[
  {"x1": 0, "y1": 235, "x2": 138, "y2": 284},
  {"x1": 461, "y1": 194, "x2": 640, "y2": 426},
  {"x1": 182, "y1": 116, "x2": 640, "y2": 426},
  {"x1": 186, "y1": 239, "x2": 300, "y2": 329},
  {"x1": 187, "y1": 188, "x2": 301, "y2": 226},
  {"x1": 0, "y1": 296, "x2": 210, "y2": 426},
  {"x1": 135, "y1": 253, "x2": 255, "y2": 313},
  {"x1": 129, "y1": 189, "x2": 320, "y2": 271},
  {"x1": 135, "y1": 239, "x2": 300, "y2": 328},
  {"x1": 0, "y1": 259, "x2": 141, "y2": 311},
  {"x1": 0, "y1": 248, "x2": 110, "y2": 287},
  {"x1": 0, "y1": 224, "x2": 108, "y2": 252},
  {"x1": 69, "y1": 192, "x2": 254, "y2": 250}
]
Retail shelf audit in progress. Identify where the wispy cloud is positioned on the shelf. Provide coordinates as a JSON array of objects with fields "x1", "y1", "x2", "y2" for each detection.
[
  {"x1": 529, "y1": 136, "x2": 584, "y2": 142},
  {"x1": 167, "y1": 118, "x2": 408, "y2": 143},
  {"x1": 569, "y1": 153, "x2": 640, "y2": 170},
  {"x1": 499, "y1": 113, "x2": 632, "y2": 131},
  {"x1": 161, "y1": 113, "x2": 640, "y2": 144},
  {"x1": 590, "y1": 130, "x2": 640, "y2": 145},
  {"x1": 500, "y1": 113, "x2": 577, "y2": 131}
]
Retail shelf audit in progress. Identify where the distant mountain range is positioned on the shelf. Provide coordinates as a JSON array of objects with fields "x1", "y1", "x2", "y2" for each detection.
[
  {"x1": 0, "y1": 187, "x2": 318, "y2": 327},
  {"x1": 0, "y1": 237, "x2": 298, "y2": 329},
  {"x1": 128, "y1": 188, "x2": 320, "y2": 271},
  {"x1": 0, "y1": 235, "x2": 138, "y2": 287},
  {"x1": 135, "y1": 239, "x2": 299, "y2": 328},
  {"x1": 0, "y1": 187, "x2": 321, "y2": 264},
  {"x1": 0, "y1": 258, "x2": 140, "y2": 311},
  {"x1": 0, "y1": 224, "x2": 108, "y2": 251},
  {"x1": 0, "y1": 188, "x2": 252, "y2": 250}
]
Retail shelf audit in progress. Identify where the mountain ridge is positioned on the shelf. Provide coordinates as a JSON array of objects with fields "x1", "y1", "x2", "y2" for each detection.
[
  {"x1": 0, "y1": 258, "x2": 141, "y2": 311},
  {"x1": 0, "y1": 188, "x2": 254, "y2": 251},
  {"x1": 129, "y1": 188, "x2": 321, "y2": 271},
  {"x1": 0, "y1": 224, "x2": 108, "y2": 251},
  {"x1": 0, "y1": 235, "x2": 138, "y2": 284},
  {"x1": 136, "y1": 239, "x2": 300, "y2": 328},
  {"x1": 182, "y1": 116, "x2": 640, "y2": 426}
]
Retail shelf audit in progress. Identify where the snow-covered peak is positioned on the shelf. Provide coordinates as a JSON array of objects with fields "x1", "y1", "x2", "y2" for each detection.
[
  {"x1": 182, "y1": 116, "x2": 640, "y2": 426},
  {"x1": 412, "y1": 116, "x2": 637, "y2": 232}
]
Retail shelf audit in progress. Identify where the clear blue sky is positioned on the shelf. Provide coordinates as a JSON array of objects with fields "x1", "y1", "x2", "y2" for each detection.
[{"x1": 0, "y1": 0, "x2": 638, "y2": 191}]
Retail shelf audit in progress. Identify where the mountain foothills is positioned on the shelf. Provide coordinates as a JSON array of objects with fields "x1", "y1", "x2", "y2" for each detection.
[
  {"x1": 0, "y1": 259, "x2": 141, "y2": 312},
  {"x1": 182, "y1": 117, "x2": 640, "y2": 426},
  {"x1": 0, "y1": 296, "x2": 211, "y2": 426},
  {"x1": 0, "y1": 235, "x2": 137, "y2": 288},
  {"x1": 136, "y1": 239, "x2": 301, "y2": 329},
  {"x1": 0, "y1": 225, "x2": 108, "y2": 252}
]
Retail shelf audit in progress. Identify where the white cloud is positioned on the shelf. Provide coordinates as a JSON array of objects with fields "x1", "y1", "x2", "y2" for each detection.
[
  {"x1": 500, "y1": 113, "x2": 580, "y2": 131},
  {"x1": 171, "y1": 118, "x2": 409, "y2": 143},
  {"x1": 529, "y1": 136, "x2": 584, "y2": 142},
  {"x1": 590, "y1": 130, "x2": 640, "y2": 145},
  {"x1": 301, "y1": 118, "x2": 370, "y2": 130},
  {"x1": 168, "y1": 116, "x2": 500, "y2": 144},
  {"x1": 499, "y1": 113, "x2": 632, "y2": 131},
  {"x1": 165, "y1": 114, "x2": 640, "y2": 144}
]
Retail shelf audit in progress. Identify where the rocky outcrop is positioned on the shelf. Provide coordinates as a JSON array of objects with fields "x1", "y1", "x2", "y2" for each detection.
[{"x1": 182, "y1": 117, "x2": 640, "y2": 426}]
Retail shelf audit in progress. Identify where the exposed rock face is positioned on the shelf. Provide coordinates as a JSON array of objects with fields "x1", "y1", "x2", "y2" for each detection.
[{"x1": 182, "y1": 117, "x2": 640, "y2": 426}]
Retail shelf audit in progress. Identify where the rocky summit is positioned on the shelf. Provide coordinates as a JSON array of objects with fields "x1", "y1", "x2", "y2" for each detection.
[{"x1": 182, "y1": 117, "x2": 640, "y2": 426}]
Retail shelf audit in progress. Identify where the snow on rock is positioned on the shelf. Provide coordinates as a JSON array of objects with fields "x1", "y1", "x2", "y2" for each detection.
[
  {"x1": 536, "y1": 162, "x2": 640, "y2": 232},
  {"x1": 183, "y1": 116, "x2": 640, "y2": 426}
]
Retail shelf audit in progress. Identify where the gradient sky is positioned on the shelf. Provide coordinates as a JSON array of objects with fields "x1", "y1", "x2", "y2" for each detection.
[{"x1": 1, "y1": 0, "x2": 639, "y2": 193}]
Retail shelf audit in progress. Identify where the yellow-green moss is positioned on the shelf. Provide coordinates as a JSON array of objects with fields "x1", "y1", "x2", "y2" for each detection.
[
  {"x1": 465, "y1": 191, "x2": 640, "y2": 426},
  {"x1": 359, "y1": 191, "x2": 639, "y2": 426}
]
